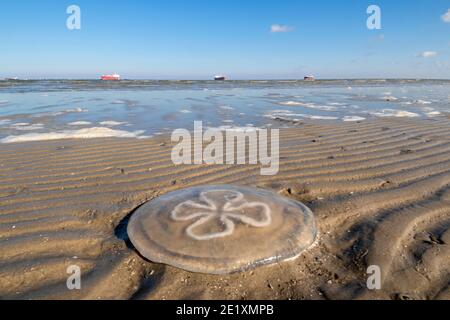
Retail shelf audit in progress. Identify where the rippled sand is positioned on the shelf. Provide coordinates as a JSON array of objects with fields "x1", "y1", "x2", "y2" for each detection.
[{"x1": 0, "y1": 117, "x2": 449, "y2": 300}]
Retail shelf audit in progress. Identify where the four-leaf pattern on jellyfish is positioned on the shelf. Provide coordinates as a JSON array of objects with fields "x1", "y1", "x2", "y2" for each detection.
[{"x1": 171, "y1": 190, "x2": 272, "y2": 240}]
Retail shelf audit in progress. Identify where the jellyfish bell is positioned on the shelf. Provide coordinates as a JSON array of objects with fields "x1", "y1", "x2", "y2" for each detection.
[{"x1": 127, "y1": 185, "x2": 317, "y2": 275}]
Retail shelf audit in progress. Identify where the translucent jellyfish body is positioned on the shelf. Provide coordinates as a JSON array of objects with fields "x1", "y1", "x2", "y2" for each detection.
[{"x1": 128, "y1": 185, "x2": 317, "y2": 274}]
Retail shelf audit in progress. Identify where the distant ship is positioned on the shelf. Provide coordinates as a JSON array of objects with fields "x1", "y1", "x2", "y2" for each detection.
[
  {"x1": 101, "y1": 73, "x2": 121, "y2": 81},
  {"x1": 304, "y1": 75, "x2": 315, "y2": 81},
  {"x1": 214, "y1": 75, "x2": 227, "y2": 81}
]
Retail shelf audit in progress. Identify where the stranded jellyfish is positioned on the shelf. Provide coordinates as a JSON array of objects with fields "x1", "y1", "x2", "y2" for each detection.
[{"x1": 128, "y1": 185, "x2": 317, "y2": 274}]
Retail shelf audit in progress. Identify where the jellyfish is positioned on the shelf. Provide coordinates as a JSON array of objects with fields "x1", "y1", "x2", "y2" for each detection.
[{"x1": 127, "y1": 185, "x2": 317, "y2": 274}]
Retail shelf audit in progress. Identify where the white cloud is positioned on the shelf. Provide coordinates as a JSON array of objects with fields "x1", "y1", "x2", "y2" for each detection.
[
  {"x1": 441, "y1": 9, "x2": 450, "y2": 22},
  {"x1": 417, "y1": 51, "x2": 438, "y2": 58},
  {"x1": 270, "y1": 24, "x2": 294, "y2": 33}
]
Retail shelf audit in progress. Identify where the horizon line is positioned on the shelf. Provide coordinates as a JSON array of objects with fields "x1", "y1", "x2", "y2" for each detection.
[{"x1": 2, "y1": 77, "x2": 450, "y2": 81}]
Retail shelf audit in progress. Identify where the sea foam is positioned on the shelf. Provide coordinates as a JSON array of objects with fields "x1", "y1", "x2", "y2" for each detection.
[
  {"x1": 278, "y1": 101, "x2": 337, "y2": 111},
  {"x1": 343, "y1": 116, "x2": 366, "y2": 122},
  {"x1": 10, "y1": 123, "x2": 45, "y2": 131},
  {"x1": 1, "y1": 127, "x2": 148, "y2": 143},
  {"x1": 69, "y1": 121, "x2": 92, "y2": 126},
  {"x1": 99, "y1": 121, "x2": 126, "y2": 126},
  {"x1": 372, "y1": 109, "x2": 419, "y2": 118}
]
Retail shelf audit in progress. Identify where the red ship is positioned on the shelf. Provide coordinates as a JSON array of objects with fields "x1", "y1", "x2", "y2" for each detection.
[{"x1": 101, "y1": 73, "x2": 120, "y2": 81}]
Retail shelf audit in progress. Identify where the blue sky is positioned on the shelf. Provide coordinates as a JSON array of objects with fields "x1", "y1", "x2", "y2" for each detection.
[{"x1": 0, "y1": 0, "x2": 449, "y2": 79}]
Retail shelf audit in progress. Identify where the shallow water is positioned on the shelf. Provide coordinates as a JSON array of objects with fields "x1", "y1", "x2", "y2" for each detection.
[{"x1": 0, "y1": 79, "x2": 449, "y2": 142}]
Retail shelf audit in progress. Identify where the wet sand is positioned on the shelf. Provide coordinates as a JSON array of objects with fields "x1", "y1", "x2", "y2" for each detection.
[{"x1": 0, "y1": 117, "x2": 449, "y2": 300}]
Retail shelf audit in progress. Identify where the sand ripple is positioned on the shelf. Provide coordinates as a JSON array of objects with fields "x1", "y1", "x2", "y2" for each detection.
[{"x1": 0, "y1": 118, "x2": 449, "y2": 299}]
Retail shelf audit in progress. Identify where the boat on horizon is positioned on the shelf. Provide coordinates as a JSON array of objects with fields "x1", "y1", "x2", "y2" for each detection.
[
  {"x1": 101, "y1": 73, "x2": 121, "y2": 81},
  {"x1": 214, "y1": 75, "x2": 227, "y2": 81},
  {"x1": 304, "y1": 75, "x2": 315, "y2": 81}
]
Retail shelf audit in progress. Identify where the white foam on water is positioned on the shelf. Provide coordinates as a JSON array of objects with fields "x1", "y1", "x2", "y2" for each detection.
[
  {"x1": 427, "y1": 111, "x2": 441, "y2": 117},
  {"x1": 0, "y1": 119, "x2": 11, "y2": 125},
  {"x1": 210, "y1": 125, "x2": 260, "y2": 133},
  {"x1": 219, "y1": 106, "x2": 234, "y2": 110},
  {"x1": 343, "y1": 116, "x2": 366, "y2": 122},
  {"x1": 180, "y1": 109, "x2": 192, "y2": 113},
  {"x1": 99, "y1": 121, "x2": 126, "y2": 127},
  {"x1": 34, "y1": 108, "x2": 88, "y2": 118},
  {"x1": 266, "y1": 111, "x2": 338, "y2": 121},
  {"x1": 278, "y1": 101, "x2": 337, "y2": 111},
  {"x1": 0, "y1": 100, "x2": 9, "y2": 105},
  {"x1": 69, "y1": 121, "x2": 92, "y2": 126},
  {"x1": 414, "y1": 100, "x2": 432, "y2": 105},
  {"x1": 309, "y1": 105, "x2": 338, "y2": 111},
  {"x1": 67, "y1": 107, "x2": 87, "y2": 113},
  {"x1": 328, "y1": 102, "x2": 347, "y2": 106},
  {"x1": 265, "y1": 114, "x2": 288, "y2": 121},
  {"x1": 383, "y1": 96, "x2": 399, "y2": 101},
  {"x1": 10, "y1": 123, "x2": 45, "y2": 131},
  {"x1": 1, "y1": 127, "x2": 149, "y2": 143},
  {"x1": 270, "y1": 109, "x2": 291, "y2": 113},
  {"x1": 308, "y1": 115, "x2": 339, "y2": 120},
  {"x1": 278, "y1": 101, "x2": 311, "y2": 107},
  {"x1": 394, "y1": 111, "x2": 420, "y2": 118},
  {"x1": 372, "y1": 109, "x2": 420, "y2": 118},
  {"x1": 264, "y1": 110, "x2": 295, "y2": 118},
  {"x1": 403, "y1": 100, "x2": 432, "y2": 106}
]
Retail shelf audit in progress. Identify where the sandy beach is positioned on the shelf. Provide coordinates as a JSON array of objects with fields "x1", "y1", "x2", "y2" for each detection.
[{"x1": 1, "y1": 116, "x2": 449, "y2": 300}]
